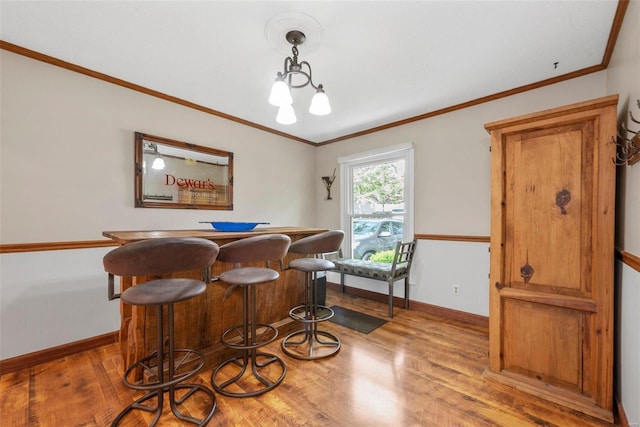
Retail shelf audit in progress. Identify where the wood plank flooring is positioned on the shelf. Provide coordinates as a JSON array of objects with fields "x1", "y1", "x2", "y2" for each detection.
[{"x1": 1, "y1": 290, "x2": 617, "y2": 426}]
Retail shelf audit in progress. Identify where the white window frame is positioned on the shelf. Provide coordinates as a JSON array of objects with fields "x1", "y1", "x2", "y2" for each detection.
[{"x1": 338, "y1": 142, "x2": 414, "y2": 258}]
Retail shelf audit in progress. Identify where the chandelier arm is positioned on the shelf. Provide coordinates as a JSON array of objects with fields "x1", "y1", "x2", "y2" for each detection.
[
  {"x1": 281, "y1": 57, "x2": 293, "y2": 76},
  {"x1": 285, "y1": 70, "x2": 312, "y2": 89},
  {"x1": 300, "y1": 61, "x2": 320, "y2": 90}
]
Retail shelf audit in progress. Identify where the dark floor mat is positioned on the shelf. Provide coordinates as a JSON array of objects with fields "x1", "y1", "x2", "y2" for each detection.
[{"x1": 327, "y1": 305, "x2": 387, "y2": 334}]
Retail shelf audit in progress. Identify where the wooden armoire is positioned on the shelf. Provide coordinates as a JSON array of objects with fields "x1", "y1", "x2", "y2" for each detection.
[{"x1": 484, "y1": 95, "x2": 618, "y2": 422}]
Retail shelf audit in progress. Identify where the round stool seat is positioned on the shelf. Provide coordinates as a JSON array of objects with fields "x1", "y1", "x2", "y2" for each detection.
[
  {"x1": 289, "y1": 258, "x2": 335, "y2": 273},
  {"x1": 121, "y1": 278, "x2": 206, "y2": 306},
  {"x1": 219, "y1": 267, "x2": 279, "y2": 286}
]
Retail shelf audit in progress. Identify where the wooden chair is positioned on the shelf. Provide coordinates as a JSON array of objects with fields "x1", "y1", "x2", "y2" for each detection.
[{"x1": 332, "y1": 239, "x2": 417, "y2": 317}]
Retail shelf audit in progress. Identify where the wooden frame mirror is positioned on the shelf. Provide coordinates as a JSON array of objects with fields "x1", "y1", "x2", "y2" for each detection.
[{"x1": 134, "y1": 132, "x2": 233, "y2": 210}]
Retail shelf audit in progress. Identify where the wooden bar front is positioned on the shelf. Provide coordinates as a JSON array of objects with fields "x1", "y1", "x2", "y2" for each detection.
[{"x1": 102, "y1": 227, "x2": 326, "y2": 372}]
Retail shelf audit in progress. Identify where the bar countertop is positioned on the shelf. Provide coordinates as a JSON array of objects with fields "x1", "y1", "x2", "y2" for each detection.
[{"x1": 102, "y1": 226, "x2": 327, "y2": 244}]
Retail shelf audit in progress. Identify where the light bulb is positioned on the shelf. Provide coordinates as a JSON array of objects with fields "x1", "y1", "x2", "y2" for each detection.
[
  {"x1": 276, "y1": 104, "x2": 297, "y2": 125},
  {"x1": 309, "y1": 86, "x2": 331, "y2": 115},
  {"x1": 268, "y1": 77, "x2": 293, "y2": 106}
]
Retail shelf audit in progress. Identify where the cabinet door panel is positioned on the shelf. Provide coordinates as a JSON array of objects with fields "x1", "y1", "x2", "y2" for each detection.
[
  {"x1": 502, "y1": 298, "x2": 584, "y2": 393},
  {"x1": 505, "y1": 123, "x2": 593, "y2": 293}
]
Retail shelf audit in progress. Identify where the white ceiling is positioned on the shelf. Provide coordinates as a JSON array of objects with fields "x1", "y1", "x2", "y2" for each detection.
[{"x1": 0, "y1": 1, "x2": 622, "y2": 144}]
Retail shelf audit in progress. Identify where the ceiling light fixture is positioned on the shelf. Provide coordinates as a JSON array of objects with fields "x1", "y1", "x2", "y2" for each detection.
[{"x1": 268, "y1": 30, "x2": 330, "y2": 125}]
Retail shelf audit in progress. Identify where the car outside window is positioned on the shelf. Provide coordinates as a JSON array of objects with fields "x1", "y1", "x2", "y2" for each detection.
[
  {"x1": 353, "y1": 221, "x2": 379, "y2": 236},
  {"x1": 393, "y1": 222, "x2": 404, "y2": 238},
  {"x1": 351, "y1": 219, "x2": 404, "y2": 260},
  {"x1": 379, "y1": 222, "x2": 392, "y2": 235}
]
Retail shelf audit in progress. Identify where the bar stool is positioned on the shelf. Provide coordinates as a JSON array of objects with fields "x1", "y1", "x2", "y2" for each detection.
[
  {"x1": 281, "y1": 230, "x2": 344, "y2": 360},
  {"x1": 103, "y1": 237, "x2": 219, "y2": 427},
  {"x1": 211, "y1": 233, "x2": 291, "y2": 397}
]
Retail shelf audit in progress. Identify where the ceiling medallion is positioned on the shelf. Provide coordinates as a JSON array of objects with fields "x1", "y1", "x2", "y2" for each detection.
[{"x1": 264, "y1": 12, "x2": 324, "y2": 55}]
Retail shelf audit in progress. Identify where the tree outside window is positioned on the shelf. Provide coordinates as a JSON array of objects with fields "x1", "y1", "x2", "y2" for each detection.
[{"x1": 352, "y1": 160, "x2": 404, "y2": 215}]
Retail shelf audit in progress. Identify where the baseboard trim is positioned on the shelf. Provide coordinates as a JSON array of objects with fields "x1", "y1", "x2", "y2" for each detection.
[
  {"x1": 616, "y1": 393, "x2": 630, "y2": 427},
  {"x1": 327, "y1": 281, "x2": 488, "y2": 328},
  {"x1": 0, "y1": 331, "x2": 119, "y2": 374},
  {"x1": 409, "y1": 299, "x2": 489, "y2": 327}
]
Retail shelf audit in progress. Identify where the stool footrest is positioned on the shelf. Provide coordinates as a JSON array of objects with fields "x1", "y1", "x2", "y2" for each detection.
[
  {"x1": 220, "y1": 323, "x2": 278, "y2": 350},
  {"x1": 122, "y1": 349, "x2": 205, "y2": 390},
  {"x1": 288, "y1": 305, "x2": 334, "y2": 323}
]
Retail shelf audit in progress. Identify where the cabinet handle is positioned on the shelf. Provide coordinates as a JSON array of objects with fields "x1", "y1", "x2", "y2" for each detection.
[
  {"x1": 555, "y1": 189, "x2": 571, "y2": 215},
  {"x1": 520, "y1": 251, "x2": 534, "y2": 284}
]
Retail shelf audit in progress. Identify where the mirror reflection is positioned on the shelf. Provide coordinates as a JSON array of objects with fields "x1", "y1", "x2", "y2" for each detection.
[{"x1": 135, "y1": 132, "x2": 234, "y2": 210}]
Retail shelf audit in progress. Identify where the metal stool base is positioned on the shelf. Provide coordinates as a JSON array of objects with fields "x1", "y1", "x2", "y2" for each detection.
[
  {"x1": 283, "y1": 270, "x2": 340, "y2": 360},
  {"x1": 111, "y1": 383, "x2": 216, "y2": 427},
  {"x1": 281, "y1": 327, "x2": 341, "y2": 360},
  {"x1": 213, "y1": 276, "x2": 287, "y2": 397},
  {"x1": 114, "y1": 303, "x2": 216, "y2": 425},
  {"x1": 211, "y1": 351, "x2": 286, "y2": 397}
]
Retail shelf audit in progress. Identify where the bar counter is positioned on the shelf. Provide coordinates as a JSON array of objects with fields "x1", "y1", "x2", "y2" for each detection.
[{"x1": 103, "y1": 227, "x2": 326, "y2": 372}]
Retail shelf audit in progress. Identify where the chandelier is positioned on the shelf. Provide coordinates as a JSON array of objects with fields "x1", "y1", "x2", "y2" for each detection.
[{"x1": 268, "y1": 30, "x2": 331, "y2": 124}]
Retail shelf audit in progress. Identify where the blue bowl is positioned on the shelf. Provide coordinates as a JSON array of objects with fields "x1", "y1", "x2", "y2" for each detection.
[{"x1": 199, "y1": 221, "x2": 269, "y2": 232}]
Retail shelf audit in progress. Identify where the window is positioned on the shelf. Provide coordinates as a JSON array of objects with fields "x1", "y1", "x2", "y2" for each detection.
[{"x1": 339, "y1": 143, "x2": 414, "y2": 260}]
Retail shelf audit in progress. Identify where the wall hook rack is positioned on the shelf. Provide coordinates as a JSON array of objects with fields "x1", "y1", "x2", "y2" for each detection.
[{"x1": 613, "y1": 99, "x2": 640, "y2": 166}]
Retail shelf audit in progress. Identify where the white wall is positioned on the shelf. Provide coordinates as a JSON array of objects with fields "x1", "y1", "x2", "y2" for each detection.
[
  {"x1": 0, "y1": 51, "x2": 316, "y2": 243},
  {"x1": 605, "y1": 2, "x2": 640, "y2": 424},
  {"x1": 0, "y1": 248, "x2": 117, "y2": 359},
  {"x1": 609, "y1": 0, "x2": 640, "y2": 256},
  {"x1": 616, "y1": 263, "x2": 640, "y2": 426},
  {"x1": 410, "y1": 240, "x2": 490, "y2": 316},
  {"x1": 0, "y1": 50, "x2": 316, "y2": 359}
]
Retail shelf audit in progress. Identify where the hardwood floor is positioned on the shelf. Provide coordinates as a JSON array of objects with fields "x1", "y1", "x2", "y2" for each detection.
[{"x1": 1, "y1": 290, "x2": 617, "y2": 426}]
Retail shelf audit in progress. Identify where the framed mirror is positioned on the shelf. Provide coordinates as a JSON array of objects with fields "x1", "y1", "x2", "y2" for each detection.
[{"x1": 135, "y1": 132, "x2": 233, "y2": 210}]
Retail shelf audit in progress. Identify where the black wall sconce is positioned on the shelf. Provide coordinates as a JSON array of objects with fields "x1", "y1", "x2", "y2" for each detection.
[{"x1": 322, "y1": 169, "x2": 336, "y2": 200}]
